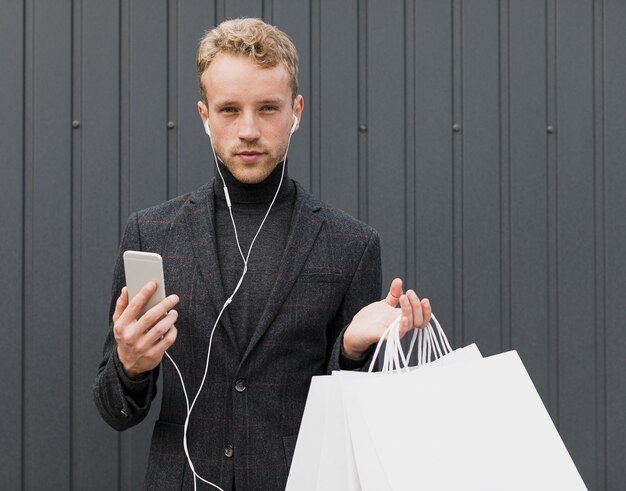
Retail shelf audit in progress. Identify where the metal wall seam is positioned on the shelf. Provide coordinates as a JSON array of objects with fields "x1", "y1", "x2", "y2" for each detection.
[
  {"x1": 499, "y1": 0, "x2": 512, "y2": 354},
  {"x1": 357, "y1": 0, "x2": 368, "y2": 224},
  {"x1": 404, "y1": 0, "x2": 416, "y2": 290},
  {"x1": 309, "y1": 0, "x2": 321, "y2": 196},
  {"x1": 70, "y1": 0, "x2": 82, "y2": 486},
  {"x1": 592, "y1": 0, "x2": 607, "y2": 488},
  {"x1": 545, "y1": 0, "x2": 560, "y2": 427},
  {"x1": 451, "y1": 0, "x2": 464, "y2": 348}
]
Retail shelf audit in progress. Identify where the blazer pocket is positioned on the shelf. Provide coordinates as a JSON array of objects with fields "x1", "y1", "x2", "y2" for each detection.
[{"x1": 297, "y1": 271, "x2": 343, "y2": 283}]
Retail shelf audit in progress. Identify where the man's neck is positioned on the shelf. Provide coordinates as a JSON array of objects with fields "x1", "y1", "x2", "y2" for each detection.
[{"x1": 214, "y1": 161, "x2": 293, "y2": 205}]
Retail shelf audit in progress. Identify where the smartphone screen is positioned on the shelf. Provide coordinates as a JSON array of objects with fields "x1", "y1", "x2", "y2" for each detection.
[{"x1": 122, "y1": 250, "x2": 166, "y2": 316}]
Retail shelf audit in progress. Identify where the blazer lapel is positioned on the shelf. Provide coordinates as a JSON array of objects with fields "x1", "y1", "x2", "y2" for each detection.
[
  {"x1": 241, "y1": 184, "x2": 324, "y2": 363},
  {"x1": 182, "y1": 181, "x2": 238, "y2": 352}
]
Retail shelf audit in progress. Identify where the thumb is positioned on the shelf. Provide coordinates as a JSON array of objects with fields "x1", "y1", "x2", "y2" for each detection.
[{"x1": 384, "y1": 278, "x2": 404, "y2": 307}]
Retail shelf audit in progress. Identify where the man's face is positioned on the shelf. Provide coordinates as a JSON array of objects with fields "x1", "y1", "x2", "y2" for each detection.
[{"x1": 198, "y1": 53, "x2": 304, "y2": 184}]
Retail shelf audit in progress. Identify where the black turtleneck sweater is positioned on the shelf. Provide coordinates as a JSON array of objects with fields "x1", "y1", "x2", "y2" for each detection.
[{"x1": 213, "y1": 162, "x2": 296, "y2": 354}]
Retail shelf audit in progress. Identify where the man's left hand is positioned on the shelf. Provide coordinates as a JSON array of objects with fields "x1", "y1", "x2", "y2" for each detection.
[{"x1": 342, "y1": 278, "x2": 431, "y2": 360}]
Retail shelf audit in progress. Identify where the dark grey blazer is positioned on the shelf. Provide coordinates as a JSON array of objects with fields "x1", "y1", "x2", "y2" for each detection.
[{"x1": 93, "y1": 179, "x2": 381, "y2": 490}]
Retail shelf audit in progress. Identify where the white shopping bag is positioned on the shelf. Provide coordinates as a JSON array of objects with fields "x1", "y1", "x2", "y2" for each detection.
[
  {"x1": 286, "y1": 374, "x2": 361, "y2": 491},
  {"x1": 285, "y1": 376, "x2": 328, "y2": 490},
  {"x1": 337, "y1": 341, "x2": 484, "y2": 491},
  {"x1": 347, "y1": 350, "x2": 587, "y2": 490},
  {"x1": 316, "y1": 374, "x2": 361, "y2": 490},
  {"x1": 288, "y1": 314, "x2": 482, "y2": 490}
]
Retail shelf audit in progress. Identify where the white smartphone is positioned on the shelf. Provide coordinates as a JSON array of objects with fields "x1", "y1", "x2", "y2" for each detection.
[{"x1": 123, "y1": 250, "x2": 166, "y2": 316}]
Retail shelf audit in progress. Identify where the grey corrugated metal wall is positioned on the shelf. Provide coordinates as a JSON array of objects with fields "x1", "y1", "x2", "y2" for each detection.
[{"x1": 1, "y1": 0, "x2": 624, "y2": 489}]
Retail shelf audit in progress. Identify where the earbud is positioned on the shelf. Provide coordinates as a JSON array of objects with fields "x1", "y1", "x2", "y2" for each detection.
[{"x1": 204, "y1": 119, "x2": 211, "y2": 138}]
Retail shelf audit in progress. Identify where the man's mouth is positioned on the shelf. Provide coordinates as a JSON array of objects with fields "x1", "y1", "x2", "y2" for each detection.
[{"x1": 237, "y1": 150, "x2": 264, "y2": 163}]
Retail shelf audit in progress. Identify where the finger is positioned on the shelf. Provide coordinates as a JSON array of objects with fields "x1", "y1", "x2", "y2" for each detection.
[
  {"x1": 159, "y1": 324, "x2": 178, "y2": 350},
  {"x1": 407, "y1": 290, "x2": 424, "y2": 328},
  {"x1": 112, "y1": 287, "x2": 128, "y2": 323},
  {"x1": 399, "y1": 294, "x2": 413, "y2": 334},
  {"x1": 133, "y1": 310, "x2": 177, "y2": 355},
  {"x1": 120, "y1": 281, "x2": 158, "y2": 323},
  {"x1": 138, "y1": 294, "x2": 180, "y2": 331},
  {"x1": 144, "y1": 325, "x2": 178, "y2": 361},
  {"x1": 421, "y1": 298, "x2": 432, "y2": 327},
  {"x1": 142, "y1": 309, "x2": 179, "y2": 347},
  {"x1": 400, "y1": 315, "x2": 410, "y2": 335},
  {"x1": 385, "y1": 278, "x2": 404, "y2": 307}
]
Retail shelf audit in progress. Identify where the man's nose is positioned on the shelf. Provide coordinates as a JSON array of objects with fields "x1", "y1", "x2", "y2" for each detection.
[{"x1": 238, "y1": 114, "x2": 261, "y2": 140}]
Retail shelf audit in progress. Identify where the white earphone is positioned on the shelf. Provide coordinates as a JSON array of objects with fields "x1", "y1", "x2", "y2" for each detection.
[{"x1": 171, "y1": 108, "x2": 301, "y2": 491}]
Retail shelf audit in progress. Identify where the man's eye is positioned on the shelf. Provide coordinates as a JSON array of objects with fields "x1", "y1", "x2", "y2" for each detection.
[
  {"x1": 221, "y1": 107, "x2": 237, "y2": 113},
  {"x1": 261, "y1": 106, "x2": 277, "y2": 112}
]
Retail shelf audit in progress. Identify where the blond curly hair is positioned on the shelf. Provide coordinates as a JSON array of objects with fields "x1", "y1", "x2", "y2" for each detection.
[{"x1": 197, "y1": 18, "x2": 299, "y2": 102}]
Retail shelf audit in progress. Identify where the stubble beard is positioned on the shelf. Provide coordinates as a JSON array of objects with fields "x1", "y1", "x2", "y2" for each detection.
[{"x1": 215, "y1": 143, "x2": 288, "y2": 185}]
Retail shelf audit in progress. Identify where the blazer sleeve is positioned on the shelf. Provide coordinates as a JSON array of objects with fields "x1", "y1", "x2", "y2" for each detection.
[
  {"x1": 92, "y1": 213, "x2": 160, "y2": 431},
  {"x1": 326, "y1": 228, "x2": 382, "y2": 373}
]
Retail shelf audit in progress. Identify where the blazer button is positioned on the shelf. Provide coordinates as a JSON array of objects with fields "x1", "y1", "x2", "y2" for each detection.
[
  {"x1": 235, "y1": 379, "x2": 246, "y2": 392},
  {"x1": 224, "y1": 445, "x2": 234, "y2": 458}
]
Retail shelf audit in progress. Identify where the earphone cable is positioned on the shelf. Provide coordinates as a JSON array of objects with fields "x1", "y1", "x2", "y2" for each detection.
[{"x1": 164, "y1": 117, "x2": 296, "y2": 490}]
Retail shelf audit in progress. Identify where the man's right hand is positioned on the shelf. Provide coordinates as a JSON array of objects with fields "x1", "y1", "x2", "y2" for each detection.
[{"x1": 112, "y1": 282, "x2": 180, "y2": 380}]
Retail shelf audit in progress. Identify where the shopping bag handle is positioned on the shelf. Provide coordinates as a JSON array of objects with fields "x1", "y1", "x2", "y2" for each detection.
[{"x1": 368, "y1": 313, "x2": 452, "y2": 373}]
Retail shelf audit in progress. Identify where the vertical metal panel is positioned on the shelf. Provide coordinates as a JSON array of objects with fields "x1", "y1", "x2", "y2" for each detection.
[
  {"x1": 413, "y1": 0, "x2": 454, "y2": 335},
  {"x1": 223, "y1": 0, "x2": 263, "y2": 20},
  {"x1": 592, "y1": 1, "x2": 607, "y2": 488},
  {"x1": 555, "y1": 0, "x2": 596, "y2": 486},
  {"x1": 604, "y1": 1, "x2": 626, "y2": 488},
  {"x1": 167, "y1": 0, "x2": 179, "y2": 198},
  {"x1": 127, "y1": 0, "x2": 168, "y2": 212},
  {"x1": 319, "y1": 0, "x2": 359, "y2": 216},
  {"x1": 309, "y1": 0, "x2": 322, "y2": 196},
  {"x1": 72, "y1": 0, "x2": 122, "y2": 489},
  {"x1": 357, "y1": 0, "x2": 368, "y2": 226},
  {"x1": 122, "y1": 2, "x2": 169, "y2": 489},
  {"x1": 177, "y1": 0, "x2": 216, "y2": 195},
  {"x1": 451, "y1": 0, "x2": 464, "y2": 348},
  {"x1": 498, "y1": 0, "x2": 511, "y2": 358},
  {"x1": 403, "y1": 0, "x2": 415, "y2": 293},
  {"x1": 272, "y1": 0, "x2": 313, "y2": 190},
  {"x1": 119, "y1": 0, "x2": 131, "y2": 226},
  {"x1": 460, "y1": 0, "x2": 501, "y2": 354},
  {"x1": 367, "y1": 0, "x2": 406, "y2": 288},
  {"x1": 545, "y1": 0, "x2": 560, "y2": 424},
  {"x1": 508, "y1": 0, "x2": 550, "y2": 400},
  {"x1": 0, "y1": 0, "x2": 24, "y2": 488},
  {"x1": 23, "y1": 0, "x2": 72, "y2": 489}
]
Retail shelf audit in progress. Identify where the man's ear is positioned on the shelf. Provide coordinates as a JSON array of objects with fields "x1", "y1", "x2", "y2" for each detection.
[
  {"x1": 197, "y1": 101, "x2": 211, "y2": 137},
  {"x1": 197, "y1": 100, "x2": 208, "y2": 122},
  {"x1": 292, "y1": 95, "x2": 304, "y2": 121},
  {"x1": 290, "y1": 95, "x2": 304, "y2": 134}
]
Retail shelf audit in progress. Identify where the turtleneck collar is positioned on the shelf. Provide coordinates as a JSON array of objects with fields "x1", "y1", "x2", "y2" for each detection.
[{"x1": 213, "y1": 160, "x2": 295, "y2": 204}]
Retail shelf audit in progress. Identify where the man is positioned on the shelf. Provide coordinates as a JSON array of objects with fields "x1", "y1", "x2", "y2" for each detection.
[{"x1": 94, "y1": 18, "x2": 431, "y2": 490}]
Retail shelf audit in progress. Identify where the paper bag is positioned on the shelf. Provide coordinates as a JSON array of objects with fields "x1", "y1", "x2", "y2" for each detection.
[
  {"x1": 286, "y1": 374, "x2": 361, "y2": 490},
  {"x1": 337, "y1": 343, "x2": 484, "y2": 491},
  {"x1": 287, "y1": 339, "x2": 482, "y2": 490},
  {"x1": 347, "y1": 350, "x2": 587, "y2": 490}
]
